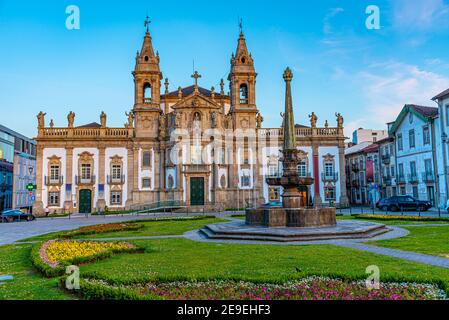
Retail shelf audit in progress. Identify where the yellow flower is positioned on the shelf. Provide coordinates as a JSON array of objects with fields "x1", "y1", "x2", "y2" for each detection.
[{"x1": 45, "y1": 241, "x2": 130, "y2": 263}]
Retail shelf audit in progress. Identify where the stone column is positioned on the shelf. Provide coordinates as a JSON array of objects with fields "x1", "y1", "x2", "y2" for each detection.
[
  {"x1": 125, "y1": 145, "x2": 134, "y2": 209},
  {"x1": 312, "y1": 144, "x2": 322, "y2": 207},
  {"x1": 32, "y1": 145, "x2": 45, "y2": 216},
  {"x1": 338, "y1": 143, "x2": 349, "y2": 207},
  {"x1": 96, "y1": 147, "x2": 106, "y2": 212},
  {"x1": 63, "y1": 147, "x2": 74, "y2": 213},
  {"x1": 133, "y1": 146, "x2": 139, "y2": 204}
]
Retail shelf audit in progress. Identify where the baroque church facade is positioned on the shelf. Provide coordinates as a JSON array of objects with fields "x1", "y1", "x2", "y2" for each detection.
[{"x1": 32, "y1": 24, "x2": 348, "y2": 215}]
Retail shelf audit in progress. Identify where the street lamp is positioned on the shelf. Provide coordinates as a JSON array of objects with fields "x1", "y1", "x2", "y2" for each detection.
[{"x1": 28, "y1": 166, "x2": 34, "y2": 176}]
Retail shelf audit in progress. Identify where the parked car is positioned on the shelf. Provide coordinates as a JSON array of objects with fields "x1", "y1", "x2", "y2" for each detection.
[
  {"x1": 0, "y1": 209, "x2": 36, "y2": 223},
  {"x1": 376, "y1": 196, "x2": 432, "y2": 212}
]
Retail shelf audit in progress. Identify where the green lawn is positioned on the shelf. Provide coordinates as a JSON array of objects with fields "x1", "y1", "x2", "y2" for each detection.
[
  {"x1": 369, "y1": 226, "x2": 449, "y2": 258},
  {"x1": 3, "y1": 217, "x2": 449, "y2": 300},
  {"x1": 0, "y1": 244, "x2": 73, "y2": 300},
  {"x1": 80, "y1": 238, "x2": 449, "y2": 290}
]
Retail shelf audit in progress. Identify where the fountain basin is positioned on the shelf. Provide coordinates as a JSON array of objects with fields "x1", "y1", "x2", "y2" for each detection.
[{"x1": 246, "y1": 207, "x2": 336, "y2": 228}]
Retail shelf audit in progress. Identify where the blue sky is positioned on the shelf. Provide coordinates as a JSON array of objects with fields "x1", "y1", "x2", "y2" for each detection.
[{"x1": 1, "y1": 0, "x2": 449, "y2": 138}]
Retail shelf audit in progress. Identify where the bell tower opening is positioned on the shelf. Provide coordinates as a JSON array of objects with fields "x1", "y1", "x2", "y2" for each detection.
[{"x1": 144, "y1": 83, "x2": 152, "y2": 104}]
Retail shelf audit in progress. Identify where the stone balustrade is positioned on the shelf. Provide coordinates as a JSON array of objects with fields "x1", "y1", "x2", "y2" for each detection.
[
  {"x1": 39, "y1": 127, "x2": 132, "y2": 139},
  {"x1": 259, "y1": 127, "x2": 342, "y2": 138}
]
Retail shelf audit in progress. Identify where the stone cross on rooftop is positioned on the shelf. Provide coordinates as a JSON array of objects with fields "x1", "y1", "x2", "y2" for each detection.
[{"x1": 191, "y1": 71, "x2": 202, "y2": 87}]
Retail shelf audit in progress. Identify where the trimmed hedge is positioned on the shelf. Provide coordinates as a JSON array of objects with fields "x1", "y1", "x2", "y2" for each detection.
[
  {"x1": 59, "y1": 223, "x2": 144, "y2": 239},
  {"x1": 353, "y1": 214, "x2": 449, "y2": 222}
]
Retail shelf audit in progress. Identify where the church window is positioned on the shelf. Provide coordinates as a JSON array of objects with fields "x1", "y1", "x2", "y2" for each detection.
[
  {"x1": 144, "y1": 83, "x2": 152, "y2": 103},
  {"x1": 48, "y1": 192, "x2": 60, "y2": 206},
  {"x1": 324, "y1": 187, "x2": 336, "y2": 201},
  {"x1": 241, "y1": 174, "x2": 250, "y2": 187},
  {"x1": 297, "y1": 160, "x2": 308, "y2": 177},
  {"x1": 142, "y1": 178, "x2": 151, "y2": 189},
  {"x1": 239, "y1": 84, "x2": 248, "y2": 104},
  {"x1": 110, "y1": 191, "x2": 122, "y2": 205},
  {"x1": 142, "y1": 151, "x2": 151, "y2": 167}
]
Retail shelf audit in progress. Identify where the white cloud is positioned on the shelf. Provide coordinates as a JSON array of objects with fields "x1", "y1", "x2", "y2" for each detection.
[
  {"x1": 323, "y1": 8, "x2": 344, "y2": 34},
  {"x1": 355, "y1": 61, "x2": 449, "y2": 129},
  {"x1": 392, "y1": 0, "x2": 449, "y2": 30}
]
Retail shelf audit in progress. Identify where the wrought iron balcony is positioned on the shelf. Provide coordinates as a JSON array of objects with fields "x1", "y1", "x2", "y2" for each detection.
[
  {"x1": 44, "y1": 176, "x2": 64, "y2": 186},
  {"x1": 240, "y1": 98, "x2": 248, "y2": 104},
  {"x1": 381, "y1": 154, "x2": 391, "y2": 165},
  {"x1": 382, "y1": 175, "x2": 392, "y2": 186},
  {"x1": 422, "y1": 172, "x2": 435, "y2": 183},
  {"x1": 321, "y1": 172, "x2": 339, "y2": 182},
  {"x1": 75, "y1": 175, "x2": 96, "y2": 185},
  {"x1": 144, "y1": 97, "x2": 152, "y2": 104},
  {"x1": 107, "y1": 175, "x2": 126, "y2": 185},
  {"x1": 408, "y1": 174, "x2": 419, "y2": 183},
  {"x1": 351, "y1": 179, "x2": 360, "y2": 187},
  {"x1": 351, "y1": 163, "x2": 360, "y2": 172},
  {"x1": 397, "y1": 174, "x2": 406, "y2": 184}
]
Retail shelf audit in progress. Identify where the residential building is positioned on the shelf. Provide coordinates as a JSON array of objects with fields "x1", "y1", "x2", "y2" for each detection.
[
  {"x1": 32, "y1": 24, "x2": 348, "y2": 215},
  {"x1": 0, "y1": 125, "x2": 37, "y2": 212},
  {"x1": 388, "y1": 105, "x2": 441, "y2": 206},
  {"x1": 376, "y1": 136, "x2": 397, "y2": 199},
  {"x1": 345, "y1": 142, "x2": 370, "y2": 205},
  {"x1": 352, "y1": 128, "x2": 388, "y2": 145},
  {"x1": 432, "y1": 88, "x2": 449, "y2": 208}
]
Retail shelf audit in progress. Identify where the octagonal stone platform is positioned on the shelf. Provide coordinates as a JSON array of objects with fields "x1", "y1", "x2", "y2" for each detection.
[{"x1": 199, "y1": 220, "x2": 391, "y2": 242}]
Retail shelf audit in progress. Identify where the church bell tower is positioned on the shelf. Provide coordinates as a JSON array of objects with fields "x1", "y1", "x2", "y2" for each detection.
[
  {"x1": 228, "y1": 27, "x2": 259, "y2": 129},
  {"x1": 132, "y1": 17, "x2": 162, "y2": 138}
]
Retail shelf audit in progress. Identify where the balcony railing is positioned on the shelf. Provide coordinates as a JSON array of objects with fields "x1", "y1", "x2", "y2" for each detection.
[
  {"x1": 240, "y1": 99, "x2": 248, "y2": 104},
  {"x1": 351, "y1": 163, "x2": 360, "y2": 172},
  {"x1": 44, "y1": 176, "x2": 64, "y2": 186},
  {"x1": 144, "y1": 97, "x2": 152, "y2": 104},
  {"x1": 107, "y1": 174, "x2": 126, "y2": 185},
  {"x1": 397, "y1": 175, "x2": 406, "y2": 184},
  {"x1": 422, "y1": 172, "x2": 435, "y2": 183},
  {"x1": 75, "y1": 175, "x2": 96, "y2": 185},
  {"x1": 408, "y1": 174, "x2": 419, "y2": 184},
  {"x1": 382, "y1": 175, "x2": 392, "y2": 186},
  {"x1": 351, "y1": 180, "x2": 360, "y2": 187},
  {"x1": 381, "y1": 154, "x2": 391, "y2": 165},
  {"x1": 321, "y1": 172, "x2": 339, "y2": 182}
]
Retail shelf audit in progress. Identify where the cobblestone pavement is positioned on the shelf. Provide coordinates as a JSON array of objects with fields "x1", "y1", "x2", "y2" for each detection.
[
  {"x1": 334, "y1": 242, "x2": 449, "y2": 269},
  {"x1": 0, "y1": 212, "x2": 226, "y2": 245}
]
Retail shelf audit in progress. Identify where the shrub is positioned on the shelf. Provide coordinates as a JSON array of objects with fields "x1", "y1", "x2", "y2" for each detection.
[
  {"x1": 353, "y1": 214, "x2": 449, "y2": 222},
  {"x1": 59, "y1": 223, "x2": 143, "y2": 239}
]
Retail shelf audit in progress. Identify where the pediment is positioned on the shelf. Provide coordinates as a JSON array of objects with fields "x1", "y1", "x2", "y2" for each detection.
[{"x1": 171, "y1": 92, "x2": 221, "y2": 110}]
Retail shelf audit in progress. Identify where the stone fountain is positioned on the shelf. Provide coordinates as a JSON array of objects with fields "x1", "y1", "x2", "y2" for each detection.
[
  {"x1": 197, "y1": 68, "x2": 391, "y2": 242},
  {"x1": 246, "y1": 67, "x2": 336, "y2": 228}
]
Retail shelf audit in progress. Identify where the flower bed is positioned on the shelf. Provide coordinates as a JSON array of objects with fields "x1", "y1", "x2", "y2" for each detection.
[
  {"x1": 79, "y1": 277, "x2": 447, "y2": 300},
  {"x1": 32, "y1": 240, "x2": 142, "y2": 277},
  {"x1": 60, "y1": 223, "x2": 143, "y2": 238},
  {"x1": 353, "y1": 214, "x2": 449, "y2": 222}
]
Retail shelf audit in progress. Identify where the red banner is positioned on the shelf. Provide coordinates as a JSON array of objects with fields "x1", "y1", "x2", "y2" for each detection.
[{"x1": 366, "y1": 159, "x2": 374, "y2": 183}]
